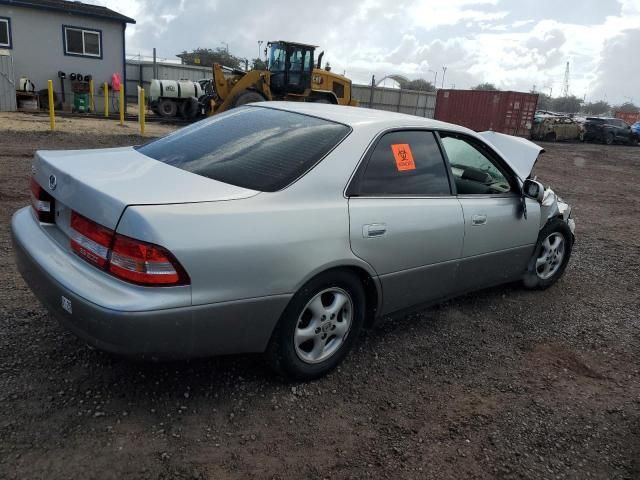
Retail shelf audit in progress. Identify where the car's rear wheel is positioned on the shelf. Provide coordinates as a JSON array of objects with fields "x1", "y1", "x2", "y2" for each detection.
[
  {"x1": 265, "y1": 271, "x2": 365, "y2": 380},
  {"x1": 523, "y1": 219, "x2": 573, "y2": 289},
  {"x1": 605, "y1": 132, "x2": 614, "y2": 145}
]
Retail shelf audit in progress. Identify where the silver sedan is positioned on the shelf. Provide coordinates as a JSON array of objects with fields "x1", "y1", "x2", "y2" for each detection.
[{"x1": 12, "y1": 103, "x2": 575, "y2": 380}]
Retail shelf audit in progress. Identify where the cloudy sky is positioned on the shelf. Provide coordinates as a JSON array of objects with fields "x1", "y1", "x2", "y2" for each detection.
[{"x1": 91, "y1": 0, "x2": 639, "y2": 104}]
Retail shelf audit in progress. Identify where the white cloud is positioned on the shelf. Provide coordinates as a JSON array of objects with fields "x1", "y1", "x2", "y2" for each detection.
[{"x1": 87, "y1": 0, "x2": 639, "y2": 104}]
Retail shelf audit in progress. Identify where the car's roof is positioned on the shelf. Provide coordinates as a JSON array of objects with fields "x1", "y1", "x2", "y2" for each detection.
[
  {"x1": 257, "y1": 102, "x2": 473, "y2": 133},
  {"x1": 257, "y1": 102, "x2": 542, "y2": 180}
]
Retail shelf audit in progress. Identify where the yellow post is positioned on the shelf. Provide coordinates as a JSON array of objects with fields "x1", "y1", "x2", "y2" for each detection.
[
  {"x1": 119, "y1": 87, "x2": 125, "y2": 126},
  {"x1": 103, "y1": 82, "x2": 109, "y2": 117},
  {"x1": 47, "y1": 80, "x2": 55, "y2": 131},
  {"x1": 139, "y1": 87, "x2": 145, "y2": 135},
  {"x1": 89, "y1": 79, "x2": 95, "y2": 113}
]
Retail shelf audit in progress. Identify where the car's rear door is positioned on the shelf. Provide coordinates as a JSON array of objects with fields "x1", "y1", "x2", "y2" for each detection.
[
  {"x1": 438, "y1": 132, "x2": 541, "y2": 293},
  {"x1": 347, "y1": 130, "x2": 464, "y2": 315},
  {"x1": 555, "y1": 119, "x2": 567, "y2": 140}
]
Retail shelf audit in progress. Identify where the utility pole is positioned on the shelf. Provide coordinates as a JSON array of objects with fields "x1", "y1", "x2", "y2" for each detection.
[
  {"x1": 257, "y1": 40, "x2": 263, "y2": 59},
  {"x1": 562, "y1": 61, "x2": 570, "y2": 97},
  {"x1": 441, "y1": 66, "x2": 447, "y2": 89},
  {"x1": 221, "y1": 41, "x2": 229, "y2": 53},
  {"x1": 429, "y1": 69, "x2": 438, "y2": 89}
]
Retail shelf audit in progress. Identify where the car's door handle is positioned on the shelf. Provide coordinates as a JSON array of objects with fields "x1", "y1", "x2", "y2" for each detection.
[
  {"x1": 471, "y1": 214, "x2": 487, "y2": 226},
  {"x1": 363, "y1": 223, "x2": 387, "y2": 238}
]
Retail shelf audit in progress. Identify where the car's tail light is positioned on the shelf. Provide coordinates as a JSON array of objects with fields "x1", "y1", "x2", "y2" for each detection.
[
  {"x1": 69, "y1": 211, "x2": 189, "y2": 286},
  {"x1": 70, "y1": 212, "x2": 113, "y2": 268},
  {"x1": 109, "y1": 234, "x2": 189, "y2": 286},
  {"x1": 30, "y1": 178, "x2": 55, "y2": 223}
]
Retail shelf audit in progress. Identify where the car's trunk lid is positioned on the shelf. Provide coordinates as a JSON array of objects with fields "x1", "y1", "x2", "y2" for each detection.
[{"x1": 32, "y1": 146, "x2": 259, "y2": 230}]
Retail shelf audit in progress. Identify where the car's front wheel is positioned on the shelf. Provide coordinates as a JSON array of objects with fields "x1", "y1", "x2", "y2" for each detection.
[
  {"x1": 265, "y1": 271, "x2": 365, "y2": 380},
  {"x1": 523, "y1": 219, "x2": 573, "y2": 289}
]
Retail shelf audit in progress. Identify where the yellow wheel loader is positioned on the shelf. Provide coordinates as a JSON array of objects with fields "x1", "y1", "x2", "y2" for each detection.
[{"x1": 204, "y1": 41, "x2": 357, "y2": 116}]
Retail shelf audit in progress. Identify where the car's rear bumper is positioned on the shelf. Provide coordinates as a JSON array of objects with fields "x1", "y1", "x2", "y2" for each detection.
[{"x1": 11, "y1": 208, "x2": 290, "y2": 358}]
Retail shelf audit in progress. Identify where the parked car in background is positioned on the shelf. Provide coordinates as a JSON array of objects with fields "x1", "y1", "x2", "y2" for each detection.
[
  {"x1": 583, "y1": 117, "x2": 639, "y2": 145},
  {"x1": 531, "y1": 115, "x2": 583, "y2": 142},
  {"x1": 12, "y1": 103, "x2": 575, "y2": 380},
  {"x1": 631, "y1": 121, "x2": 640, "y2": 137}
]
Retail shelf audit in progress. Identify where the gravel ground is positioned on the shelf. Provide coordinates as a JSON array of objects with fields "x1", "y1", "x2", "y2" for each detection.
[
  {"x1": 0, "y1": 112, "x2": 177, "y2": 136},
  {"x1": 0, "y1": 128, "x2": 638, "y2": 480}
]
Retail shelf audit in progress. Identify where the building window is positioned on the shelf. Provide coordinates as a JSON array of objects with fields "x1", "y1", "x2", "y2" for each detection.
[
  {"x1": 0, "y1": 17, "x2": 11, "y2": 49},
  {"x1": 63, "y1": 25, "x2": 101, "y2": 58}
]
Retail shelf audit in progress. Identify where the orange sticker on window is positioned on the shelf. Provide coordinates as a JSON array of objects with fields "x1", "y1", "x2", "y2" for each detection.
[{"x1": 391, "y1": 144, "x2": 416, "y2": 171}]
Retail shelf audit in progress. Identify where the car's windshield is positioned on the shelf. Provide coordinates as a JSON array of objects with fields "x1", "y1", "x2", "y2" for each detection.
[{"x1": 137, "y1": 107, "x2": 350, "y2": 192}]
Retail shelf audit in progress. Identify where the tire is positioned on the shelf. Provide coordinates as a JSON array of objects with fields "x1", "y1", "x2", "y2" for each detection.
[
  {"x1": 265, "y1": 271, "x2": 366, "y2": 381},
  {"x1": 544, "y1": 132, "x2": 556, "y2": 142},
  {"x1": 311, "y1": 98, "x2": 333, "y2": 104},
  {"x1": 179, "y1": 97, "x2": 199, "y2": 120},
  {"x1": 157, "y1": 99, "x2": 178, "y2": 118},
  {"x1": 232, "y1": 90, "x2": 265, "y2": 108},
  {"x1": 628, "y1": 136, "x2": 638, "y2": 146},
  {"x1": 605, "y1": 132, "x2": 614, "y2": 145},
  {"x1": 523, "y1": 218, "x2": 573, "y2": 290}
]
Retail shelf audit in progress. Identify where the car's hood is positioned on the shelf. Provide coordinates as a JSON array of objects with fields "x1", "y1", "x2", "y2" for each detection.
[{"x1": 478, "y1": 131, "x2": 544, "y2": 180}]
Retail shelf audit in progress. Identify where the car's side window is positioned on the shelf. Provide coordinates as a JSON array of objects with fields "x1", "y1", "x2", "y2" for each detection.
[
  {"x1": 439, "y1": 133, "x2": 513, "y2": 195},
  {"x1": 355, "y1": 130, "x2": 451, "y2": 196}
]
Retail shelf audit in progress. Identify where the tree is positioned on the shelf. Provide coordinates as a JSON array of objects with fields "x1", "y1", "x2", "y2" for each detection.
[
  {"x1": 614, "y1": 101, "x2": 639, "y2": 113},
  {"x1": 550, "y1": 95, "x2": 583, "y2": 114},
  {"x1": 472, "y1": 82, "x2": 499, "y2": 91},
  {"x1": 177, "y1": 47, "x2": 243, "y2": 69},
  {"x1": 251, "y1": 58, "x2": 267, "y2": 70},
  {"x1": 401, "y1": 78, "x2": 435, "y2": 92},
  {"x1": 582, "y1": 100, "x2": 611, "y2": 116},
  {"x1": 535, "y1": 93, "x2": 553, "y2": 111}
]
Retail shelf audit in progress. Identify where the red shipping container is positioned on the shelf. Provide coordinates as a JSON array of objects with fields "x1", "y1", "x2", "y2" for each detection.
[
  {"x1": 434, "y1": 89, "x2": 539, "y2": 137},
  {"x1": 614, "y1": 111, "x2": 640, "y2": 124}
]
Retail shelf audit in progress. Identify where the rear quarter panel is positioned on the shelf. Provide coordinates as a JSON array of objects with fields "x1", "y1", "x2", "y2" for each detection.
[{"x1": 116, "y1": 128, "x2": 379, "y2": 307}]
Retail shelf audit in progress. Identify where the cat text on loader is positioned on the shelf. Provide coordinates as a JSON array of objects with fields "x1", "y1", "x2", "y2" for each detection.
[{"x1": 205, "y1": 41, "x2": 357, "y2": 115}]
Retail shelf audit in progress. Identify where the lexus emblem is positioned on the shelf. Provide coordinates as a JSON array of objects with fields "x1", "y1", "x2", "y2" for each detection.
[{"x1": 48, "y1": 174, "x2": 57, "y2": 191}]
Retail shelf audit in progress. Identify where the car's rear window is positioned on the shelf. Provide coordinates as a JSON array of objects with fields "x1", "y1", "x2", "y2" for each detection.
[{"x1": 137, "y1": 107, "x2": 350, "y2": 192}]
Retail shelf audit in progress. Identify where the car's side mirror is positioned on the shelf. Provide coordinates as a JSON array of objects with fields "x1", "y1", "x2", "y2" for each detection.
[{"x1": 523, "y1": 179, "x2": 544, "y2": 203}]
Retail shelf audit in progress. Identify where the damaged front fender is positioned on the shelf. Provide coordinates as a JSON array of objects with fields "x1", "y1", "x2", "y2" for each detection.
[{"x1": 540, "y1": 187, "x2": 575, "y2": 236}]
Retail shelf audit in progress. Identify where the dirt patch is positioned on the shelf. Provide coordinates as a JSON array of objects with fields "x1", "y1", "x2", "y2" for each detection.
[
  {"x1": 0, "y1": 111, "x2": 177, "y2": 137},
  {"x1": 0, "y1": 132, "x2": 639, "y2": 479}
]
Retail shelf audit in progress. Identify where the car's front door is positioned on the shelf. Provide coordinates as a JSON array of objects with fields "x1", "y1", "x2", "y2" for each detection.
[
  {"x1": 617, "y1": 120, "x2": 631, "y2": 141},
  {"x1": 348, "y1": 130, "x2": 464, "y2": 315},
  {"x1": 438, "y1": 132, "x2": 541, "y2": 293}
]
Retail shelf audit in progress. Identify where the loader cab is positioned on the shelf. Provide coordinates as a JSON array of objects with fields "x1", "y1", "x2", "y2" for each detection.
[{"x1": 268, "y1": 41, "x2": 315, "y2": 95}]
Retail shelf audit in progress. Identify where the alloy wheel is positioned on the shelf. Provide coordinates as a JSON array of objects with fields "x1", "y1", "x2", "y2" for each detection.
[
  {"x1": 536, "y1": 232, "x2": 566, "y2": 280},
  {"x1": 294, "y1": 288, "x2": 353, "y2": 364}
]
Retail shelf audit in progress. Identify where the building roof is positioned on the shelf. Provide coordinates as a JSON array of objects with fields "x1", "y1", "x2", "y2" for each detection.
[{"x1": 0, "y1": 0, "x2": 136, "y2": 24}]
